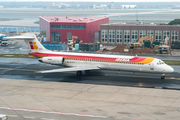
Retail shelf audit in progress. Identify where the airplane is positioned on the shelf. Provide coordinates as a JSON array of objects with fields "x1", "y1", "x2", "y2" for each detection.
[{"x1": 6, "y1": 34, "x2": 174, "y2": 79}]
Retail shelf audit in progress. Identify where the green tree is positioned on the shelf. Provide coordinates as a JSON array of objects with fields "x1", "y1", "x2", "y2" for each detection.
[{"x1": 169, "y1": 19, "x2": 180, "y2": 25}]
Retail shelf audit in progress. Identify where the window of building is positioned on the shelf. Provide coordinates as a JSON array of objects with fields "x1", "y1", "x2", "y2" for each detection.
[
  {"x1": 51, "y1": 32, "x2": 61, "y2": 42},
  {"x1": 51, "y1": 25, "x2": 56, "y2": 29},
  {"x1": 139, "y1": 30, "x2": 146, "y2": 39},
  {"x1": 163, "y1": 31, "x2": 170, "y2": 40},
  {"x1": 109, "y1": 30, "x2": 115, "y2": 43},
  {"x1": 116, "y1": 30, "x2": 123, "y2": 44},
  {"x1": 101, "y1": 29, "x2": 108, "y2": 43},
  {"x1": 131, "y1": 30, "x2": 138, "y2": 43},
  {"x1": 171, "y1": 31, "x2": 179, "y2": 42},
  {"x1": 155, "y1": 30, "x2": 162, "y2": 42},
  {"x1": 51, "y1": 25, "x2": 86, "y2": 30},
  {"x1": 124, "y1": 30, "x2": 130, "y2": 44},
  {"x1": 147, "y1": 30, "x2": 154, "y2": 37}
]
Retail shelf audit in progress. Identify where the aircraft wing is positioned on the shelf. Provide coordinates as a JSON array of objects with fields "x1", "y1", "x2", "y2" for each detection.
[{"x1": 36, "y1": 66, "x2": 100, "y2": 73}]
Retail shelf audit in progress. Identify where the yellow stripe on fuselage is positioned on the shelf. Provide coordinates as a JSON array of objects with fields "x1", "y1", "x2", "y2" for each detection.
[{"x1": 139, "y1": 58, "x2": 154, "y2": 64}]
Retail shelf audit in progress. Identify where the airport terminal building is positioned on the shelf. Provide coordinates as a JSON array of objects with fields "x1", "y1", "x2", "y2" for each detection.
[
  {"x1": 100, "y1": 23, "x2": 180, "y2": 46},
  {"x1": 39, "y1": 16, "x2": 109, "y2": 43}
]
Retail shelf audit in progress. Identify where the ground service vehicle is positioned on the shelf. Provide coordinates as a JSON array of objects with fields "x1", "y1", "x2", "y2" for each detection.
[
  {"x1": 0, "y1": 34, "x2": 7, "y2": 43},
  {"x1": 158, "y1": 37, "x2": 171, "y2": 54},
  {"x1": 0, "y1": 114, "x2": 8, "y2": 120},
  {"x1": 1, "y1": 40, "x2": 8, "y2": 46},
  {"x1": 6, "y1": 34, "x2": 174, "y2": 79}
]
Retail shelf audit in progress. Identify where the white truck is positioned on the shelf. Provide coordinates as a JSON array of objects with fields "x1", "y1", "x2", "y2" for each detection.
[
  {"x1": 0, "y1": 114, "x2": 8, "y2": 120},
  {"x1": 1, "y1": 39, "x2": 8, "y2": 46}
]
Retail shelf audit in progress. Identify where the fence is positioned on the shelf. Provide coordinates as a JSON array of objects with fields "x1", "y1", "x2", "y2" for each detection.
[
  {"x1": 0, "y1": 27, "x2": 40, "y2": 32},
  {"x1": 42, "y1": 43, "x2": 68, "y2": 51}
]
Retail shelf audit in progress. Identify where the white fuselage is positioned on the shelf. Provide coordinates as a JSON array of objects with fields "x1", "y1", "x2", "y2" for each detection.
[
  {"x1": 63, "y1": 58, "x2": 173, "y2": 74},
  {"x1": 34, "y1": 51, "x2": 174, "y2": 74}
]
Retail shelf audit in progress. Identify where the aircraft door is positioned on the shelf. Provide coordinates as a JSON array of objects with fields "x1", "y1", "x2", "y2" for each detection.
[
  {"x1": 150, "y1": 63, "x2": 154, "y2": 70},
  {"x1": 88, "y1": 58, "x2": 92, "y2": 66},
  {"x1": 85, "y1": 58, "x2": 92, "y2": 66},
  {"x1": 85, "y1": 58, "x2": 92, "y2": 64}
]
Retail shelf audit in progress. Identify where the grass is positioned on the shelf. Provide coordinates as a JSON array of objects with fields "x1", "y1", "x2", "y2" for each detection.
[
  {"x1": 0, "y1": 18, "x2": 22, "y2": 21},
  {"x1": 0, "y1": 54, "x2": 180, "y2": 65},
  {"x1": 164, "y1": 60, "x2": 180, "y2": 66},
  {"x1": 0, "y1": 54, "x2": 30, "y2": 58}
]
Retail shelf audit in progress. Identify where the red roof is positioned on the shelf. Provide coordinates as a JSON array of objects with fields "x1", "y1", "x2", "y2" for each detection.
[{"x1": 40, "y1": 16, "x2": 108, "y2": 23}]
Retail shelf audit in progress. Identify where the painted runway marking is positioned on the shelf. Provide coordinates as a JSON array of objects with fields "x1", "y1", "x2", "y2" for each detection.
[
  {"x1": 0, "y1": 107, "x2": 124, "y2": 120},
  {"x1": 0, "y1": 106, "x2": 110, "y2": 119},
  {"x1": 95, "y1": 73, "x2": 180, "y2": 80},
  {"x1": 8, "y1": 115, "x2": 18, "y2": 117},
  {"x1": 0, "y1": 67, "x2": 179, "y2": 80},
  {"x1": 0, "y1": 67, "x2": 38, "y2": 72},
  {"x1": 24, "y1": 116, "x2": 35, "y2": 119},
  {"x1": 41, "y1": 118, "x2": 55, "y2": 120}
]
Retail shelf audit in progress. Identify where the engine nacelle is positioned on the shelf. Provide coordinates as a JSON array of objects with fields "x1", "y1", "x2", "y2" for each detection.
[{"x1": 38, "y1": 57, "x2": 65, "y2": 65}]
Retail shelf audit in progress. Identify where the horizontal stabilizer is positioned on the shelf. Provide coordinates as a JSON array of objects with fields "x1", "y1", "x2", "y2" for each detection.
[{"x1": 5, "y1": 36, "x2": 34, "y2": 40}]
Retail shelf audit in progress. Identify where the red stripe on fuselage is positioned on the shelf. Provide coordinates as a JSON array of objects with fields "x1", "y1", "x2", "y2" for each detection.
[{"x1": 29, "y1": 52, "x2": 146, "y2": 62}]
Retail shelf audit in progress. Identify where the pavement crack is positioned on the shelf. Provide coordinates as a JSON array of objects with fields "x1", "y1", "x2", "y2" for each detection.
[
  {"x1": 86, "y1": 86, "x2": 95, "y2": 93},
  {"x1": 68, "y1": 91, "x2": 83, "y2": 99},
  {"x1": 102, "y1": 88, "x2": 121, "y2": 101},
  {"x1": 169, "y1": 95, "x2": 180, "y2": 107}
]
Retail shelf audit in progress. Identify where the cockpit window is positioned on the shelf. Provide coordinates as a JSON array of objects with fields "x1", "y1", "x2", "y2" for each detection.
[{"x1": 157, "y1": 60, "x2": 165, "y2": 65}]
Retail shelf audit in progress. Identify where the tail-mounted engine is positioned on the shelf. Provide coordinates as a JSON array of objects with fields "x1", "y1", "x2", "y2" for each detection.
[{"x1": 38, "y1": 57, "x2": 65, "y2": 65}]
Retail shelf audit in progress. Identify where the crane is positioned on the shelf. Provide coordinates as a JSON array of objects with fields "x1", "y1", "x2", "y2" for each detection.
[{"x1": 129, "y1": 36, "x2": 154, "y2": 49}]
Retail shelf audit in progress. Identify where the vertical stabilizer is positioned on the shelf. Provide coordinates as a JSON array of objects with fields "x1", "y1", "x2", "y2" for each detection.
[{"x1": 5, "y1": 34, "x2": 49, "y2": 53}]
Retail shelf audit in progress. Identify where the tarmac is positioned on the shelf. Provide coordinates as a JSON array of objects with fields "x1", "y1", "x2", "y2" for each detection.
[
  {"x1": 0, "y1": 78, "x2": 180, "y2": 120},
  {"x1": 0, "y1": 57, "x2": 180, "y2": 120},
  {"x1": 0, "y1": 32, "x2": 180, "y2": 120}
]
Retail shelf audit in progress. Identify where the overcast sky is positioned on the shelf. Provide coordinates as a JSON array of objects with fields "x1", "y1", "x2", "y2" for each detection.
[{"x1": 1, "y1": 0, "x2": 180, "y2": 2}]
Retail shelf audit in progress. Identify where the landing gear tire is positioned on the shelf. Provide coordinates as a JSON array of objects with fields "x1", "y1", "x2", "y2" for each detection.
[
  {"x1": 161, "y1": 76, "x2": 165, "y2": 79},
  {"x1": 76, "y1": 71, "x2": 82, "y2": 76},
  {"x1": 85, "y1": 70, "x2": 90, "y2": 73},
  {"x1": 161, "y1": 74, "x2": 165, "y2": 79}
]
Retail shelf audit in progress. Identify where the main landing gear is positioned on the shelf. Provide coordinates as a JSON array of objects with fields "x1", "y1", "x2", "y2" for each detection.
[
  {"x1": 76, "y1": 71, "x2": 82, "y2": 76},
  {"x1": 85, "y1": 70, "x2": 90, "y2": 73},
  {"x1": 76, "y1": 70, "x2": 91, "y2": 76},
  {"x1": 161, "y1": 74, "x2": 165, "y2": 79}
]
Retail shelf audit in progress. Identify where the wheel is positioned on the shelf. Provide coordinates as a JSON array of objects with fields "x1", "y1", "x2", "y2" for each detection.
[
  {"x1": 85, "y1": 70, "x2": 90, "y2": 73},
  {"x1": 161, "y1": 76, "x2": 165, "y2": 79},
  {"x1": 76, "y1": 71, "x2": 82, "y2": 76}
]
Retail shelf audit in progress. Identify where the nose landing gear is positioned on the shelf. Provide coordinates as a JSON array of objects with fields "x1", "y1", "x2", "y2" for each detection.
[{"x1": 161, "y1": 74, "x2": 166, "y2": 79}]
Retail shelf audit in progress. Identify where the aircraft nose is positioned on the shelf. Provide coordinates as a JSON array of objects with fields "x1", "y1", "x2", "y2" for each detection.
[
  {"x1": 170, "y1": 67, "x2": 174, "y2": 73},
  {"x1": 168, "y1": 66, "x2": 174, "y2": 73}
]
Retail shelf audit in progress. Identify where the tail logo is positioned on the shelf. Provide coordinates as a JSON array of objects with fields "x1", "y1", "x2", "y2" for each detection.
[{"x1": 29, "y1": 42, "x2": 38, "y2": 50}]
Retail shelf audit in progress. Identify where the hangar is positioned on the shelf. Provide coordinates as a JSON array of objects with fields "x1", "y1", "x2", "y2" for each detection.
[{"x1": 39, "y1": 16, "x2": 109, "y2": 43}]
